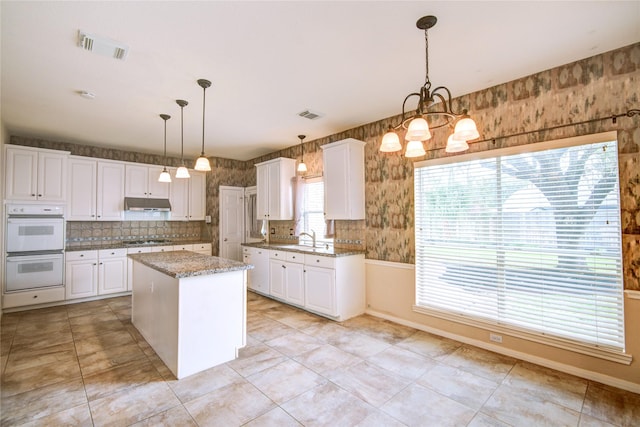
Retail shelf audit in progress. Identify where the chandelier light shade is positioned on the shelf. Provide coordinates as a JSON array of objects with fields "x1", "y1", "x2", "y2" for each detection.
[
  {"x1": 380, "y1": 15, "x2": 479, "y2": 156},
  {"x1": 445, "y1": 134, "x2": 470, "y2": 153},
  {"x1": 175, "y1": 99, "x2": 191, "y2": 179},
  {"x1": 380, "y1": 126, "x2": 402, "y2": 152},
  {"x1": 194, "y1": 78, "x2": 212, "y2": 171},
  {"x1": 405, "y1": 140, "x2": 426, "y2": 158},
  {"x1": 158, "y1": 114, "x2": 172, "y2": 183},
  {"x1": 297, "y1": 134, "x2": 307, "y2": 173}
]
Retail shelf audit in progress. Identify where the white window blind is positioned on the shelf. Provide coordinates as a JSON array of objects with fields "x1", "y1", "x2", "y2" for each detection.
[
  {"x1": 301, "y1": 178, "x2": 327, "y2": 242},
  {"x1": 414, "y1": 136, "x2": 624, "y2": 352}
]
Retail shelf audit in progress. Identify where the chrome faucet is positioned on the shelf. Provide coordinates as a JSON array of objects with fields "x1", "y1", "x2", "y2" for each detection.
[{"x1": 298, "y1": 230, "x2": 317, "y2": 248}]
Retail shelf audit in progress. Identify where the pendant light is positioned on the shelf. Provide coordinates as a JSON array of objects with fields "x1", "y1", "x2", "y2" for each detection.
[
  {"x1": 194, "y1": 79, "x2": 212, "y2": 171},
  {"x1": 175, "y1": 99, "x2": 190, "y2": 179},
  {"x1": 297, "y1": 134, "x2": 307, "y2": 173},
  {"x1": 158, "y1": 114, "x2": 172, "y2": 183}
]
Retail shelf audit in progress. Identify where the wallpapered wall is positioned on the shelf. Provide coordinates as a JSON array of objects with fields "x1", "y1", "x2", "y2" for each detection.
[{"x1": 10, "y1": 43, "x2": 639, "y2": 289}]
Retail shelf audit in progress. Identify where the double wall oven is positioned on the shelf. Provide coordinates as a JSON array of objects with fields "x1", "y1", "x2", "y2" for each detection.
[{"x1": 5, "y1": 204, "x2": 65, "y2": 293}]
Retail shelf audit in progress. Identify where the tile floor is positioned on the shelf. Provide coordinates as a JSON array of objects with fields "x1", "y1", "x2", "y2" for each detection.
[{"x1": 1, "y1": 292, "x2": 639, "y2": 426}]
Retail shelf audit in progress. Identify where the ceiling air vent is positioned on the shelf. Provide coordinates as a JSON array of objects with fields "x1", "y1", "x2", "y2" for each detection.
[
  {"x1": 298, "y1": 110, "x2": 323, "y2": 120},
  {"x1": 78, "y1": 31, "x2": 129, "y2": 61}
]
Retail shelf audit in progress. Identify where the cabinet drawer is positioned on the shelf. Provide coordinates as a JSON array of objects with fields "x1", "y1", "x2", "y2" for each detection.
[
  {"x1": 127, "y1": 247, "x2": 152, "y2": 255},
  {"x1": 285, "y1": 251, "x2": 304, "y2": 264},
  {"x1": 3, "y1": 286, "x2": 65, "y2": 309},
  {"x1": 173, "y1": 244, "x2": 194, "y2": 251},
  {"x1": 270, "y1": 250, "x2": 285, "y2": 260},
  {"x1": 304, "y1": 254, "x2": 336, "y2": 269},
  {"x1": 242, "y1": 247, "x2": 251, "y2": 254},
  {"x1": 98, "y1": 248, "x2": 128, "y2": 258},
  {"x1": 66, "y1": 250, "x2": 98, "y2": 261},
  {"x1": 151, "y1": 245, "x2": 174, "y2": 253}
]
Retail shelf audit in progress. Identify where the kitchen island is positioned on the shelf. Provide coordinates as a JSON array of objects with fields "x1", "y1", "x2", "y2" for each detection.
[{"x1": 129, "y1": 251, "x2": 252, "y2": 379}]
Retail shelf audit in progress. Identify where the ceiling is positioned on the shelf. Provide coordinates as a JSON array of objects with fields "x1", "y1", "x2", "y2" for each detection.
[{"x1": 1, "y1": 1, "x2": 639, "y2": 162}]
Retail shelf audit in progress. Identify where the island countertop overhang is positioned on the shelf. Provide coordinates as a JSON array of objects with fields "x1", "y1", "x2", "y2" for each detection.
[{"x1": 129, "y1": 251, "x2": 253, "y2": 279}]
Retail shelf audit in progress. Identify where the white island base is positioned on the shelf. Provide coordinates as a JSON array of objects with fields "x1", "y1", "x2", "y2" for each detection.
[{"x1": 131, "y1": 259, "x2": 247, "y2": 379}]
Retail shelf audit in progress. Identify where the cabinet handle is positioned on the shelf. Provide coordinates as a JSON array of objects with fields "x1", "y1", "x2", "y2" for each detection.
[
  {"x1": 93, "y1": 263, "x2": 97, "y2": 266},
  {"x1": 80, "y1": 254, "x2": 84, "y2": 257},
  {"x1": 316, "y1": 259, "x2": 320, "y2": 263},
  {"x1": 224, "y1": 238, "x2": 228, "y2": 242},
  {"x1": 281, "y1": 265, "x2": 286, "y2": 269},
  {"x1": 31, "y1": 193, "x2": 36, "y2": 197},
  {"x1": 33, "y1": 295, "x2": 38, "y2": 299},
  {"x1": 38, "y1": 194, "x2": 43, "y2": 197},
  {"x1": 111, "y1": 252, "x2": 115, "y2": 255}
]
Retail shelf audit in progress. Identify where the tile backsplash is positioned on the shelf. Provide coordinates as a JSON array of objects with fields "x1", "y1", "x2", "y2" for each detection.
[{"x1": 66, "y1": 220, "x2": 206, "y2": 249}]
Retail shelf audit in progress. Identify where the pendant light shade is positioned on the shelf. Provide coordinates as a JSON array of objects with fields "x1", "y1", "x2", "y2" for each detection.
[
  {"x1": 158, "y1": 113, "x2": 172, "y2": 183},
  {"x1": 380, "y1": 127, "x2": 402, "y2": 152},
  {"x1": 176, "y1": 99, "x2": 190, "y2": 179},
  {"x1": 452, "y1": 115, "x2": 480, "y2": 141},
  {"x1": 405, "y1": 140, "x2": 426, "y2": 158},
  {"x1": 297, "y1": 134, "x2": 307, "y2": 173},
  {"x1": 194, "y1": 79, "x2": 212, "y2": 171},
  {"x1": 405, "y1": 117, "x2": 431, "y2": 141}
]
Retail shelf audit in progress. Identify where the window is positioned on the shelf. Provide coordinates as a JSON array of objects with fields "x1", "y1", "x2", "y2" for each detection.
[
  {"x1": 414, "y1": 132, "x2": 625, "y2": 355},
  {"x1": 300, "y1": 178, "x2": 328, "y2": 243}
]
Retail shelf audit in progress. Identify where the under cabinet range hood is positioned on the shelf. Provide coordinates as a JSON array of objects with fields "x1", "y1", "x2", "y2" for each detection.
[{"x1": 124, "y1": 197, "x2": 171, "y2": 211}]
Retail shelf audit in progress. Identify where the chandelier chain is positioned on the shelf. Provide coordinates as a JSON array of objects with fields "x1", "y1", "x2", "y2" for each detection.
[{"x1": 424, "y1": 27, "x2": 429, "y2": 85}]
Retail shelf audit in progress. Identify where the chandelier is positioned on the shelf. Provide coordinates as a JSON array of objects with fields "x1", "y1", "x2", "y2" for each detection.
[{"x1": 380, "y1": 15, "x2": 479, "y2": 156}]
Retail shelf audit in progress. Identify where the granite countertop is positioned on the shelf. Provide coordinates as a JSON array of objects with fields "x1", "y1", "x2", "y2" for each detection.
[
  {"x1": 66, "y1": 239, "x2": 212, "y2": 252},
  {"x1": 129, "y1": 251, "x2": 253, "y2": 279},
  {"x1": 241, "y1": 242, "x2": 365, "y2": 258}
]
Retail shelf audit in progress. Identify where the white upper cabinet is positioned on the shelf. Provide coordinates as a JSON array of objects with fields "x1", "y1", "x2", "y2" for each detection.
[
  {"x1": 5, "y1": 146, "x2": 68, "y2": 202},
  {"x1": 189, "y1": 170, "x2": 206, "y2": 221},
  {"x1": 168, "y1": 168, "x2": 206, "y2": 221},
  {"x1": 322, "y1": 138, "x2": 366, "y2": 220},
  {"x1": 68, "y1": 157, "x2": 98, "y2": 220},
  {"x1": 255, "y1": 157, "x2": 296, "y2": 220},
  {"x1": 97, "y1": 161, "x2": 125, "y2": 221},
  {"x1": 125, "y1": 164, "x2": 170, "y2": 199}
]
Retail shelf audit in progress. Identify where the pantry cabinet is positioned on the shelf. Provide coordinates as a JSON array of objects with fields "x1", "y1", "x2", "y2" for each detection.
[
  {"x1": 321, "y1": 138, "x2": 366, "y2": 220},
  {"x1": 125, "y1": 164, "x2": 170, "y2": 199},
  {"x1": 255, "y1": 157, "x2": 296, "y2": 220},
  {"x1": 5, "y1": 145, "x2": 68, "y2": 202}
]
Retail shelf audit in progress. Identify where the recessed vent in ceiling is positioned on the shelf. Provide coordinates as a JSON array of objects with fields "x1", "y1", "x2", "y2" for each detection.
[
  {"x1": 298, "y1": 110, "x2": 324, "y2": 120},
  {"x1": 78, "y1": 30, "x2": 129, "y2": 60}
]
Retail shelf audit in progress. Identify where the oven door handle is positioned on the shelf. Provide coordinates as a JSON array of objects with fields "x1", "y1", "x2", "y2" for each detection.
[{"x1": 6, "y1": 253, "x2": 64, "y2": 262}]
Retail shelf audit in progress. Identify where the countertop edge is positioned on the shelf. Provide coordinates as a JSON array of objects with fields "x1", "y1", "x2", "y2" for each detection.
[{"x1": 241, "y1": 242, "x2": 365, "y2": 257}]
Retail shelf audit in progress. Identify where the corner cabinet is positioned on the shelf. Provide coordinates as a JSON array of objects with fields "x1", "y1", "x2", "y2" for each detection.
[
  {"x1": 5, "y1": 145, "x2": 69, "y2": 202},
  {"x1": 255, "y1": 158, "x2": 296, "y2": 220},
  {"x1": 322, "y1": 138, "x2": 366, "y2": 220}
]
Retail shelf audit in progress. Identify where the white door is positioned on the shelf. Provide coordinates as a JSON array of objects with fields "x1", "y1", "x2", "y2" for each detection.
[{"x1": 219, "y1": 186, "x2": 244, "y2": 261}]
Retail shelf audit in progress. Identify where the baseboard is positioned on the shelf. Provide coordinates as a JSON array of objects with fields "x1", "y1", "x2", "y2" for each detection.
[{"x1": 366, "y1": 308, "x2": 640, "y2": 394}]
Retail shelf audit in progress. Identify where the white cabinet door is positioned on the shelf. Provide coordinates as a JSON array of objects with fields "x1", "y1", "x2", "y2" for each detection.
[
  {"x1": 5, "y1": 147, "x2": 38, "y2": 200},
  {"x1": 65, "y1": 252, "x2": 98, "y2": 300},
  {"x1": 304, "y1": 265, "x2": 337, "y2": 317},
  {"x1": 322, "y1": 138, "x2": 366, "y2": 220},
  {"x1": 5, "y1": 146, "x2": 67, "y2": 201},
  {"x1": 68, "y1": 157, "x2": 97, "y2": 220},
  {"x1": 256, "y1": 163, "x2": 270, "y2": 219},
  {"x1": 255, "y1": 158, "x2": 296, "y2": 220},
  {"x1": 37, "y1": 151, "x2": 67, "y2": 201},
  {"x1": 269, "y1": 258, "x2": 286, "y2": 300},
  {"x1": 98, "y1": 250, "x2": 127, "y2": 295},
  {"x1": 189, "y1": 170, "x2": 206, "y2": 220},
  {"x1": 250, "y1": 248, "x2": 270, "y2": 295},
  {"x1": 97, "y1": 161, "x2": 125, "y2": 221},
  {"x1": 127, "y1": 247, "x2": 151, "y2": 291},
  {"x1": 285, "y1": 262, "x2": 305, "y2": 306},
  {"x1": 169, "y1": 169, "x2": 189, "y2": 221},
  {"x1": 126, "y1": 164, "x2": 170, "y2": 199},
  {"x1": 243, "y1": 250, "x2": 253, "y2": 289},
  {"x1": 147, "y1": 166, "x2": 170, "y2": 199},
  {"x1": 125, "y1": 164, "x2": 149, "y2": 197}
]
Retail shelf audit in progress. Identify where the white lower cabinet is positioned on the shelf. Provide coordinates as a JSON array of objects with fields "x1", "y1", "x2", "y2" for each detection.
[
  {"x1": 304, "y1": 264, "x2": 337, "y2": 317},
  {"x1": 193, "y1": 243, "x2": 212, "y2": 255},
  {"x1": 244, "y1": 247, "x2": 269, "y2": 294},
  {"x1": 127, "y1": 247, "x2": 152, "y2": 291},
  {"x1": 98, "y1": 249, "x2": 128, "y2": 295},
  {"x1": 269, "y1": 250, "x2": 304, "y2": 306},
  {"x1": 66, "y1": 249, "x2": 127, "y2": 299},
  {"x1": 65, "y1": 251, "x2": 98, "y2": 299}
]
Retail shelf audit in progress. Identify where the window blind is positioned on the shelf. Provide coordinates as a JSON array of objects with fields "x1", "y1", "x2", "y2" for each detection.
[
  {"x1": 414, "y1": 138, "x2": 624, "y2": 352},
  {"x1": 302, "y1": 179, "x2": 327, "y2": 241}
]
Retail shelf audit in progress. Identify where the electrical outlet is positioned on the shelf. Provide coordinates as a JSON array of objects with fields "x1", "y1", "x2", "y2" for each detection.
[{"x1": 489, "y1": 333, "x2": 502, "y2": 343}]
